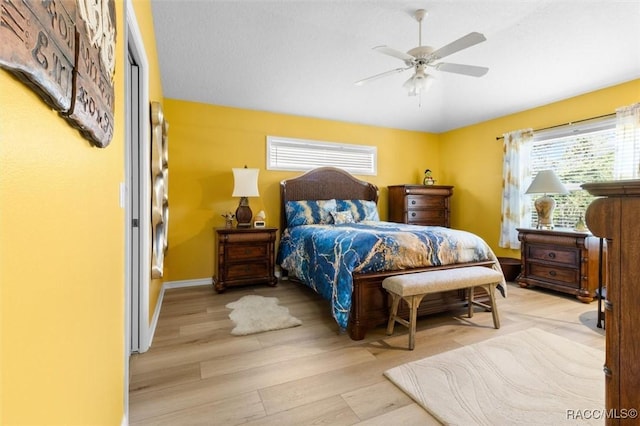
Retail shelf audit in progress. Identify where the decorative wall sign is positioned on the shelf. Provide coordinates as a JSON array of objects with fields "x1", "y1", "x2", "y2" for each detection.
[
  {"x1": 150, "y1": 101, "x2": 168, "y2": 278},
  {"x1": 0, "y1": 0, "x2": 115, "y2": 148},
  {"x1": 0, "y1": 0, "x2": 76, "y2": 111}
]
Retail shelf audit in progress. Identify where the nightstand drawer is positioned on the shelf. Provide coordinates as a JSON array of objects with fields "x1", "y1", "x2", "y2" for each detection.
[
  {"x1": 526, "y1": 245, "x2": 578, "y2": 266},
  {"x1": 226, "y1": 262, "x2": 270, "y2": 280},
  {"x1": 528, "y1": 263, "x2": 579, "y2": 287},
  {"x1": 223, "y1": 231, "x2": 274, "y2": 243},
  {"x1": 227, "y1": 244, "x2": 267, "y2": 260},
  {"x1": 406, "y1": 209, "x2": 445, "y2": 224},
  {"x1": 406, "y1": 195, "x2": 445, "y2": 210}
]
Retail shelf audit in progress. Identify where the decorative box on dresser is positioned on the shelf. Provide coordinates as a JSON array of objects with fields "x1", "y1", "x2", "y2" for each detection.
[
  {"x1": 517, "y1": 228, "x2": 601, "y2": 302},
  {"x1": 388, "y1": 185, "x2": 453, "y2": 227},
  {"x1": 583, "y1": 180, "x2": 640, "y2": 424},
  {"x1": 213, "y1": 227, "x2": 277, "y2": 293}
]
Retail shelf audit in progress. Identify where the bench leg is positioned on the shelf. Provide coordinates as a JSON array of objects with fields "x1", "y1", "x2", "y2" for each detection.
[
  {"x1": 387, "y1": 293, "x2": 401, "y2": 335},
  {"x1": 408, "y1": 294, "x2": 425, "y2": 350},
  {"x1": 468, "y1": 287, "x2": 475, "y2": 318},
  {"x1": 488, "y1": 283, "x2": 500, "y2": 329},
  {"x1": 468, "y1": 284, "x2": 501, "y2": 329},
  {"x1": 386, "y1": 292, "x2": 426, "y2": 350}
]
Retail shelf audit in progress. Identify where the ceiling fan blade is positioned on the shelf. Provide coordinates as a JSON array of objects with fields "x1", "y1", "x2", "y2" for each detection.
[
  {"x1": 429, "y1": 32, "x2": 486, "y2": 60},
  {"x1": 433, "y1": 62, "x2": 489, "y2": 77},
  {"x1": 373, "y1": 45, "x2": 415, "y2": 63},
  {"x1": 355, "y1": 66, "x2": 412, "y2": 86}
]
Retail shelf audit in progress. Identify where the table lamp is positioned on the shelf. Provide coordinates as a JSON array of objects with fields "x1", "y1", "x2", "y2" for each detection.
[
  {"x1": 232, "y1": 166, "x2": 259, "y2": 228},
  {"x1": 525, "y1": 170, "x2": 569, "y2": 229}
]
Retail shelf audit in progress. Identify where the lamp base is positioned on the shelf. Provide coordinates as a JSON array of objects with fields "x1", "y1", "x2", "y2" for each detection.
[
  {"x1": 534, "y1": 195, "x2": 556, "y2": 229},
  {"x1": 235, "y1": 197, "x2": 253, "y2": 228}
]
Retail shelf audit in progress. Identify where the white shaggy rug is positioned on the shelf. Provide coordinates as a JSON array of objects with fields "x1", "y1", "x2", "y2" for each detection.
[
  {"x1": 384, "y1": 328, "x2": 604, "y2": 425},
  {"x1": 226, "y1": 295, "x2": 302, "y2": 336}
]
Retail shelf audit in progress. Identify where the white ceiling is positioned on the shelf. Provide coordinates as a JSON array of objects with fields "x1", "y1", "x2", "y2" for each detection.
[{"x1": 150, "y1": 1, "x2": 640, "y2": 133}]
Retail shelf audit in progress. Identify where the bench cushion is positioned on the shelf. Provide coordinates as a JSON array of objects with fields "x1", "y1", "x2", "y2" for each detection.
[{"x1": 382, "y1": 266, "x2": 504, "y2": 297}]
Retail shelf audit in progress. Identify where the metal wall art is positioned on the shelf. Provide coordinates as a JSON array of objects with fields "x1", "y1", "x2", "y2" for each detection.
[
  {"x1": 150, "y1": 101, "x2": 168, "y2": 278},
  {"x1": 0, "y1": 0, "x2": 116, "y2": 147}
]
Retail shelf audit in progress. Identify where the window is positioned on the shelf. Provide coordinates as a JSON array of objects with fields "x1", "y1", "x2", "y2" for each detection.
[
  {"x1": 267, "y1": 136, "x2": 377, "y2": 176},
  {"x1": 528, "y1": 116, "x2": 616, "y2": 228}
]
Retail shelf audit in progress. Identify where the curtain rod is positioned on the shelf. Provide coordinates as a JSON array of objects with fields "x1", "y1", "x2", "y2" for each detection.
[{"x1": 495, "y1": 112, "x2": 616, "y2": 141}]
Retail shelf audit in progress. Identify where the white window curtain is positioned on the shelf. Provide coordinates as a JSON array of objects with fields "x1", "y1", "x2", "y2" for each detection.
[
  {"x1": 613, "y1": 103, "x2": 640, "y2": 180},
  {"x1": 499, "y1": 129, "x2": 533, "y2": 249}
]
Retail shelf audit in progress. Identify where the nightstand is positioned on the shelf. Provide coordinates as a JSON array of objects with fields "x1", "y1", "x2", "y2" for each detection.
[
  {"x1": 213, "y1": 227, "x2": 278, "y2": 293},
  {"x1": 517, "y1": 228, "x2": 603, "y2": 302}
]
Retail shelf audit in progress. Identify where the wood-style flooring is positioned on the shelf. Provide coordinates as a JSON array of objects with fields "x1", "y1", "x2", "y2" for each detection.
[{"x1": 129, "y1": 279, "x2": 605, "y2": 425}]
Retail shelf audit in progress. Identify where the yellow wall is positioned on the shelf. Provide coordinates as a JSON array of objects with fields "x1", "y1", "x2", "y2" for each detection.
[
  {"x1": 440, "y1": 79, "x2": 640, "y2": 258},
  {"x1": 163, "y1": 100, "x2": 440, "y2": 282},
  {"x1": 0, "y1": 1, "x2": 162, "y2": 424}
]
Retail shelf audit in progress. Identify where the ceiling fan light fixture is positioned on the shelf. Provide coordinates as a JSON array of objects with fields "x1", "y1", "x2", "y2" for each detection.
[{"x1": 403, "y1": 71, "x2": 434, "y2": 96}]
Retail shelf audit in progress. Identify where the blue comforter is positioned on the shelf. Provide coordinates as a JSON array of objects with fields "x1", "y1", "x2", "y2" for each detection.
[{"x1": 277, "y1": 221, "x2": 505, "y2": 330}]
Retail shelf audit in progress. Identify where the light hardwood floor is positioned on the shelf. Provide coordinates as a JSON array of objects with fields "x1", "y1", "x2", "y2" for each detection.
[{"x1": 129, "y1": 279, "x2": 605, "y2": 425}]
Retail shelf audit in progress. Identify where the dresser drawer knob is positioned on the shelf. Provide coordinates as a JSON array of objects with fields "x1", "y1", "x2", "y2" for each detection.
[
  {"x1": 548, "y1": 270, "x2": 557, "y2": 277},
  {"x1": 548, "y1": 252, "x2": 556, "y2": 259},
  {"x1": 411, "y1": 200, "x2": 416, "y2": 205},
  {"x1": 411, "y1": 212, "x2": 416, "y2": 217}
]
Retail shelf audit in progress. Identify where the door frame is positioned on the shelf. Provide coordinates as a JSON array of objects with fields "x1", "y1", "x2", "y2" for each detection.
[{"x1": 124, "y1": 0, "x2": 151, "y2": 417}]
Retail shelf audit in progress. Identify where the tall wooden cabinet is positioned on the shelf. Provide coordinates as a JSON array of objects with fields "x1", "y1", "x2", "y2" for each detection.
[
  {"x1": 583, "y1": 180, "x2": 640, "y2": 424},
  {"x1": 388, "y1": 185, "x2": 453, "y2": 227}
]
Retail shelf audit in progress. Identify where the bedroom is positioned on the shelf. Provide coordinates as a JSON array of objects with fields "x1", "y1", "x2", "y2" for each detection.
[{"x1": 0, "y1": 0, "x2": 639, "y2": 425}]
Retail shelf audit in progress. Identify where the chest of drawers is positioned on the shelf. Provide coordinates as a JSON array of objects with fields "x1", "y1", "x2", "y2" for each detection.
[
  {"x1": 517, "y1": 228, "x2": 601, "y2": 302},
  {"x1": 583, "y1": 180, "x2": 640, "y2": 424},
  {"x1": 213, "y1": 227, "x2": 277, "y2": 293},
  {"x1": 388, "y1": 184, "x2": 453, "y2": 227}
]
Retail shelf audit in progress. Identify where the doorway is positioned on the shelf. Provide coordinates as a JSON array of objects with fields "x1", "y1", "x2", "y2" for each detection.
[{"x1": 124, "y1": 0, "x2": 151, "y2": 418}]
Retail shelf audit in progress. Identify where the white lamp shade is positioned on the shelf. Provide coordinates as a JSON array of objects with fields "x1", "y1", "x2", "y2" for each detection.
[
  {"x1": 232, "y1": 168, "x2": 260, "y2": 197},
  {"x1": 403, "y1": 70, "x2": 434, "y2": 97},
  {"x1": 525, "y1": 170, "x2": 569, "y2": 195}
]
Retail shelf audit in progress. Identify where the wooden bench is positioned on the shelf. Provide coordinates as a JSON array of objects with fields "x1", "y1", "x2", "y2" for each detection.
[{"x1": 382, "y1": 266, "x2": 503, "y2": 350}]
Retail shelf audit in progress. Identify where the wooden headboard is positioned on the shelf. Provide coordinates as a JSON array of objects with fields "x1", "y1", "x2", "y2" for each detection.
[{"x1": 279, "y1": 167, "x2": 379, "y2": 233}]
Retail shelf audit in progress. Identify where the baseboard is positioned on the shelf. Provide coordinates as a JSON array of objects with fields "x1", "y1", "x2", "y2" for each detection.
[
  {"x1": 146, "y1": 278, "x2": 212, "y2": 347},
  {"x1": 146, "y1": 286, "x2": 164, "y2": 349},
  {"x1": 164, "y1": 277, "x2": 212, "y2": 289}
]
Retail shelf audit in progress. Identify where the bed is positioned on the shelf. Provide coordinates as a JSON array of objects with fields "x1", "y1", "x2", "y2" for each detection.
[{"x1": 277, "y1": 167, "x2": 505, "y2": 340}]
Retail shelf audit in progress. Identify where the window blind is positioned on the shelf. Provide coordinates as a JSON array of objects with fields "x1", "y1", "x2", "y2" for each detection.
[
  {"x1": 267, "y1": 136, "x2": 377, "y2": 175},
  {"x1": 529, "y1": 116, "x2": 617, "y2": 228}
]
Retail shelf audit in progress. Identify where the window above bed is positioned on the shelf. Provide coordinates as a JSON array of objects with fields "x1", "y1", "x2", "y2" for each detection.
[{"x1": 267, "y1": 136, "x2": 377, "y2": 176}]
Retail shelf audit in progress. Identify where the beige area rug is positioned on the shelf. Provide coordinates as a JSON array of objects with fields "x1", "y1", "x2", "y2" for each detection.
[
  {"x1": 384, "y1": 328, "x2": 604, "y2": 425},
  {"x1": 226, "y1": 295, "x2": 302, "y2": 336}
]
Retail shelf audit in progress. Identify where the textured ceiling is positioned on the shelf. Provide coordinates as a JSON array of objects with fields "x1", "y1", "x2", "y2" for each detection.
[{"x1": 150, "y1": 1, "x2": 640, "y2": 133}]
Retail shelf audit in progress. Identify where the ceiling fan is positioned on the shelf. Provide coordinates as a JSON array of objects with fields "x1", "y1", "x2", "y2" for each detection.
[{"x1": 355, "y1": 9, "x2": 489, "y2": 96}]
